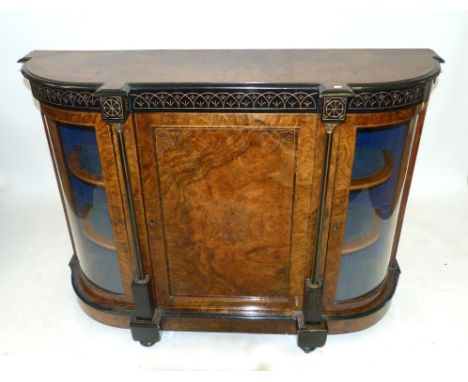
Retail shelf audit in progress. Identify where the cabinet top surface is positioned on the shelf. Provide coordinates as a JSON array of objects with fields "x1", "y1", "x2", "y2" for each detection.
[{"x1": 20, "y1": 49, "x2": 442, "y2": 91}]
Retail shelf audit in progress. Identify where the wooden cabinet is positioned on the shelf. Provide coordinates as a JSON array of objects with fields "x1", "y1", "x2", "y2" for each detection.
[{"x1": 19, "y1": 49, "x2": 442, "y2": 351}]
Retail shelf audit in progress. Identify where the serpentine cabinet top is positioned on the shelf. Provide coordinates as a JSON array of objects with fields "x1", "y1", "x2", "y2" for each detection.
[{"x1": 19, "y1": 49, "x2": 443, "y2": 120}]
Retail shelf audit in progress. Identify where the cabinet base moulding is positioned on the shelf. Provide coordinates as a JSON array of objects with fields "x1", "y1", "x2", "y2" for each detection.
[{"x1": 71, "y1": 254, "x2": 399, "y2": 336}]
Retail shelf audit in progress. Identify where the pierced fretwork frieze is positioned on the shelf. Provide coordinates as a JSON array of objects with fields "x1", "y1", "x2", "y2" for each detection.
[
  {"x1": 131, "y1": 90, "x2": 319, "y2": 112},
  {"x1": 349, "y1": 85, "x2": 426, "y2": 111},
  {"x1": 30, "y1": 82, "x2": 429, "y2": 115}
]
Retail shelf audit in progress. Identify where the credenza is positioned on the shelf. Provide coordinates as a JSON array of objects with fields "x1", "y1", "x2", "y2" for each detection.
[{"x1": 19, "y1": 49, "x2": 443, "y2": 351}]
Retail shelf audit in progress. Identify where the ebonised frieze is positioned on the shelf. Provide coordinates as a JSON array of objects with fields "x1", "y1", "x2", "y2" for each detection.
[
  {"x1": 348, "y1": 84, "x2": 427, "y2": 111},
  {"x1": 30, "y1": 81, "x2": 432, "y2": 116}
]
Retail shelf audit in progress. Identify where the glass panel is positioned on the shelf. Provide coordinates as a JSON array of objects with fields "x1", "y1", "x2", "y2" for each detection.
[
  {"x1": 57, "y1": 123, "x2": 123, "y2": 294},
  {"x1": 336, "y1": 122, "x2": 411, "y2": 301}
]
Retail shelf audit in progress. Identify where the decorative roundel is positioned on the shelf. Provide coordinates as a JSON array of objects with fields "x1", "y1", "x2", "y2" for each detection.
[
  {"x1": 102, "y1": 97, "x2": 123, "y2": 118},
  {"x1": 324, "y1": 98, "x2": 345, "y2": 119}
]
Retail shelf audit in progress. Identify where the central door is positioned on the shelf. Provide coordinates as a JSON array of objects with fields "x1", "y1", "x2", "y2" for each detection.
[{"x1": 135, "y1": 113, "x2": 321, "y2": 313}]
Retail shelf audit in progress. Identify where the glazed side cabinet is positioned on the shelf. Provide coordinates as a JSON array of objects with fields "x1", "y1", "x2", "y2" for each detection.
[{"x1": 19, "y1": 50, "x2": 443, "y2": 351}]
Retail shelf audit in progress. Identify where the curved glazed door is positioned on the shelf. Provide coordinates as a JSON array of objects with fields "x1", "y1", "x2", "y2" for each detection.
[
  {"x1": 40, "y1": 105, "x2": 137, "y2": 308},
  {"x1": 323, "y1": 105, "x2": 427, "y2": 315}
]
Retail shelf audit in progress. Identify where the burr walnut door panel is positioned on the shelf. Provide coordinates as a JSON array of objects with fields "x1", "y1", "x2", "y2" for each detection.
[{"x1": 135, "y1": 113, "x2": 321, "y2": 313}]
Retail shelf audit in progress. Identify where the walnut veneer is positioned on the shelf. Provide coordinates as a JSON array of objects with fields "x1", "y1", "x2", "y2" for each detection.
[{"x1": 19, "y1": 49, "x2": 442, "y2": 351}]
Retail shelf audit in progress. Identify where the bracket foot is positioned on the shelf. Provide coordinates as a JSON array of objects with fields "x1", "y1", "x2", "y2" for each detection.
[
  {"x1": 297, "y1": 322, "x2": 327, "y2": 353},
  {"x1": 130, "y1": 311, "x2": 161, "y2": 347}
]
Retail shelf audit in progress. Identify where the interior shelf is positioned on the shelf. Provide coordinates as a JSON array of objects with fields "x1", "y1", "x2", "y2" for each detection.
[
  {"x1": 82, "y1": 207, "x2": 115, "y2": 250},
  {"x1": 81, "y1": 189, "x2": 115, "y2": 251},
  {"x1": 67, "y1": 144, "x2": 105, "y2": 187},
  {"x1": 342, "y1": 213, "x2": 381, "y2": 254},
  {"x1": 350, "y1": 147, "x2": 394, "y2": 191},
  {"x1": 342, "y1": 191, "x2": 382, "y2": 255}
]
